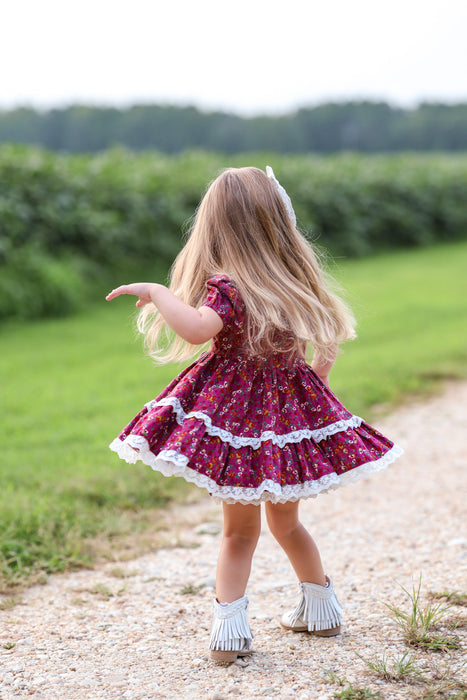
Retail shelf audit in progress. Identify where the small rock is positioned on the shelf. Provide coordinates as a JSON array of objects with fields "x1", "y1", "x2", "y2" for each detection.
[
  {"x1": 201, "y1": 576, "x2": 217, "y2": 589},
  {"x1": 16, "y1": 637, "x2": 34, "y2": 646},
  {"x1": 195, "y1": 522, "x2": 222, "y2": 536},
  {"x1": 82, "y1": 678, "x2": 100, "y2": 686},
  {"x1": 106, "y1": 674, "x2": 126, "y2": 683},
  {"x1": 447, "y1": 538, "x2": 467, "y2": 546}
]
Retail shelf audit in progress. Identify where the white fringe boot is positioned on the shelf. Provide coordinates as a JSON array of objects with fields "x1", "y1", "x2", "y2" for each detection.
[
  {"x1": 280, "y1": 577, "x2": 342, "y2": 636},
  {"x1": 209, "y1": 595, "x2": 253, "y2": 663}
]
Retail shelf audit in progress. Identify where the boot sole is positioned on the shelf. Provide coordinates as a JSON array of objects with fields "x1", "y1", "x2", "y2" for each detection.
[
  {"x1": 280, "y1": 622, "x2": 341, "y2": 636},
  {"x1": 210, "y1": 649, "x2": 253, "y2": 663}
]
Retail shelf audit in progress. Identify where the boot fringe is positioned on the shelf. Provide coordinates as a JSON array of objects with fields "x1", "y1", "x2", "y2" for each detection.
[
  {"x1": 289, "y1": 579, "x2": 342, "y2": 632},
  {"x1": 209, "y1": 596, "x2": 253, "y2": 651}
]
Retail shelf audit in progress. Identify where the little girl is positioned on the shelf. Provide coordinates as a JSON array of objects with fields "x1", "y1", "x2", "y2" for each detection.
[{"x1": 106, "y1": 166, "x2": 402, "y2": 663}]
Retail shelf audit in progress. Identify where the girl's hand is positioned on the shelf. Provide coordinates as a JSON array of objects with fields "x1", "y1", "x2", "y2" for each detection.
[
  {"x1": 106, "y1": 283, "x2": 156, "y2": 308},
  {"x1": 106, "y1": 282, "x2": 223, "y2": 345}
]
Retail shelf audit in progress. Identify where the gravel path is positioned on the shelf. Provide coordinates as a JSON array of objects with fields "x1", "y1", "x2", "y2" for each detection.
[{"x1": 1, "y1": 382, "x2": 466, "y2": 699}]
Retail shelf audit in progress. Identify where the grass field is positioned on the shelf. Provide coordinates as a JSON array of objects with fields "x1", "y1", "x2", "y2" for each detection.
[{"x1": 1, "y1": 241, "x2": 467, "y2": 590}]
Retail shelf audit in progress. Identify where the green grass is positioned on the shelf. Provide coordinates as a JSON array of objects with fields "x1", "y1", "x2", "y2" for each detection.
[
  {"x1": 329, "y1": 241, "x2": 467, "y2": 414},
  {"x1": 1, "y1": 241, "x2": 467, "y2": 589},
  {"x1": 333, "y1": 683, "x2": 381, "y2": 699},
  {"x1": 429, "y1": 591, "x2": 467, "y2": 608},
  {"x1": 384, "y1": 576, "x2": 460, "y2": 652},
  {"x1": 356, "y1": 579, "x2": 467, "y2": 698},
  {"x1": 0, "y1": 299, "x2": 193, "y2": 589},
  {"x1": 357, "y1": 651, "x2": 424, "y2": 683}
]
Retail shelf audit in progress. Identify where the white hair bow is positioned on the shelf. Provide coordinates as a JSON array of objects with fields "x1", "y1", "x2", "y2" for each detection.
[{"x1": 266, "y1": 166, "x2": 296, "y2": 227}]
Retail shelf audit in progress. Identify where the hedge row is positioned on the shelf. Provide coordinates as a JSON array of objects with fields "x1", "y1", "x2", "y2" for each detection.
[{"x1": 1, "y1": 146, "x2": 467, "y2": 319}]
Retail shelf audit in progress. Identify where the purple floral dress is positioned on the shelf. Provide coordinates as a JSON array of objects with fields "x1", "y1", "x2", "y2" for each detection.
[{"x1": 110, "y1": 275, "x2": 403, "y2": 504}]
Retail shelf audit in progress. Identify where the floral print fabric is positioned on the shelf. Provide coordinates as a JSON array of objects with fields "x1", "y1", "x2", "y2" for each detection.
[{"x1": 110, "y1": 275, "x2": 403, "y2": 504}]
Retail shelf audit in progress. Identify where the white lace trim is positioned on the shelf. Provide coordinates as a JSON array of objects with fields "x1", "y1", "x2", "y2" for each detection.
[
  {"x1": 109, "y1": 435, "x2": 404, "y2": 506},
  {"x1": 144, "y1": 395, "x2": 364, "y2": 448}
]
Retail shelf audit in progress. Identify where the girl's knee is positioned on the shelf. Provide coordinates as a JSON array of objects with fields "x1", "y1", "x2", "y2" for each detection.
[
  {"x1": 266, "y1": 501, "x2": 300, "y2": 540},
  {"x1": 222, "y1": 503, "x2": 261, "y2": 543},
  {"x1": 222, "y1": 529, "x2": 260, "y2": 553},
  {"x1": 222, "y1": 519, "x2": 261, "y2": 544}
]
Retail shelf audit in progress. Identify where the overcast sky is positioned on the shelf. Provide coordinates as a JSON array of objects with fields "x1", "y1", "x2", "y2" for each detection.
[{"x1": 2, "y1": 0, "x2": 467, "y2": 114}]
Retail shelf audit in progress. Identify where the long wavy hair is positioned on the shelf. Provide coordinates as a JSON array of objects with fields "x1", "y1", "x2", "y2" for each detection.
[{"x1": 138, "y1": 166, "x2": 356, "y2": 363}]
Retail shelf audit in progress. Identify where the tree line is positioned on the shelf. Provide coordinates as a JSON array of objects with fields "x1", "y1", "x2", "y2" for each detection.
[
  {"x1": 2, "y1": 146, "x2": 467, "y2": 319},
  {"x1": 0, "y1": 101, "x2": 466, "y2": 153}
]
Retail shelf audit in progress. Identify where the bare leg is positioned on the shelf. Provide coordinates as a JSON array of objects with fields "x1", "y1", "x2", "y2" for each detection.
[
  {"x1": 265, "y1": 500, "x2": 326, "y2": 585},
  {"x1": 216, "y1": 502, "x2": 261, "y2": 602}
]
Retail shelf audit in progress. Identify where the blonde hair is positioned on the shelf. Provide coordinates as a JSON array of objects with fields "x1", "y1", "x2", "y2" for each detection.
[{"x1": 138, "y1": 166, "x2": 356, "y2": 363}]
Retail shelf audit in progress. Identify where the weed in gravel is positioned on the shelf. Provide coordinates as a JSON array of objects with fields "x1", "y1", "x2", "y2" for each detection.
[
  {"x1": 323, "y1": 667, "x2": 383, "y2": 698},
  {"x1": 71, "y1": 596, "x2": 88, "y2": 606},
  {"x1": 166, "y1": 540, "x2": 201, "y2": 550},
  {"x1": 180, "y1": 583, "x2": 205, "y2": 595},
  {"x1": 388, "y1": 649, "x2": 467, "y2": 698},
  {"x1": 90, "y1": 583, "x2": 114, "y2": 599},
  {"x1": 423, "y1": 657, "x2": 467, "y2": 685},
  {"x1": 76, "y1": 583, "x2": 126, "y2": 600},
  {"x1": 0, "y1": 596, "x2": 23, "y2": 610},
  {"x1": 1, "y1": 641, "x2": 16, "y2": 649},
  {"x1": 357, "y1": 650, "x2": 424, "y2": 683},
  {"x1": 385, "y1": 576, "x2": 460, "y2": 651},
  {"x1": 322, "y1": 669, "x2": 346, "y2": 686},
  {"x1": 415, "y1": 681, "x2": 467, "y2": 699},
  {"x1": 429, "y1": 590, "x2": 467, "y2": 608},
  {"x1": 333, "y1": 681, "x2": 381, "y2": 699},
  {"x1": 108, "y1": 566, "x2": 138, "y2": 579},
  {"x1": 142, "y1": 576, "x2": 165, "y2": 583},
  {"x1": 442, "y1": 612, "x2": 467, "y2": 630}
]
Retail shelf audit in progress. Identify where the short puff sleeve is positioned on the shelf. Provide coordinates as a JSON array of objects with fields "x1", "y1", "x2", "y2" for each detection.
[{"x1": 201, "y1": 275, "x2": 237, "y2": 327}]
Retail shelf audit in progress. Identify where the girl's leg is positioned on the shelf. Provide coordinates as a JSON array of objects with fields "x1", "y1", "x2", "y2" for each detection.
[
  {"x1": 210, "y1": 503, "x2": 260, "y2": 661},
  {"x1": 216, "y1": 502, "x2": 261, "y2": 602},
  {"x1": 265, "y1": 500, "x2": 326, "y2": 586}
]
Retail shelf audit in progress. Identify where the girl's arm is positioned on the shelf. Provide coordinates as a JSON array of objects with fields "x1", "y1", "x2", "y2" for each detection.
[
  {"x1": 310, "y1": 344, "x2": 338, "y2": 388},
  {"x1": 106, "y1": 283, "x2": 223, "y2": 344}
]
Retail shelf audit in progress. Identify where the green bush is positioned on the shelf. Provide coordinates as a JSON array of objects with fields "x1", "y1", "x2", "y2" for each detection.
[
  {"x1": 1, "y1": 146, "x2": 467, "y2": 319},
  {"x1": 0, "y1": 246, "x2": 85, "y2": 318}
]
